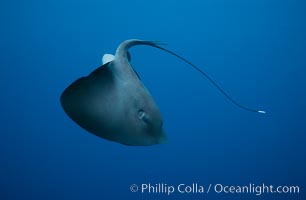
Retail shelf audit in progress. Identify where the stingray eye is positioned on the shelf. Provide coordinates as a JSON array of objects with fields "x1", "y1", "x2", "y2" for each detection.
[{"x1": 138, "y1": 109, "x2": 150, "y2": 124}]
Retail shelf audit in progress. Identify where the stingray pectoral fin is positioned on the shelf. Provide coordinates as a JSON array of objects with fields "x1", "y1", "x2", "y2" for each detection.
[
  {"x1": 102, "y1": 54, "x2": 115, "y2": 65},
  {"x1": 60, "y1": 63, "x2": 116, "y2": 136}
]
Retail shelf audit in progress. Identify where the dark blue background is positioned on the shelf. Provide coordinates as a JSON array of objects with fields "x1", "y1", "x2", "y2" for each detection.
[{"x1": 1, "y1": 0, "x2": 305, "y2": 199}]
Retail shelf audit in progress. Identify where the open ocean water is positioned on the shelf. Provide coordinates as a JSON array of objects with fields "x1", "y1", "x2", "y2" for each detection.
[{"x1": 1, "y1": 0, "x2": 305, "y2": 199}]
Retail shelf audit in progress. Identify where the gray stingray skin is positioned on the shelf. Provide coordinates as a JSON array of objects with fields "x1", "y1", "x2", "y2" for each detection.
[{"x1": 60, "y1": 39, "x2": 167, "y2": 146}]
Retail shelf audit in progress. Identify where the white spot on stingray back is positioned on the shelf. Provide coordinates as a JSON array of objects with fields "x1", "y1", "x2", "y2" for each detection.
[{"x1": 102, "y1": 54, "x2": 115, "y2": 65}]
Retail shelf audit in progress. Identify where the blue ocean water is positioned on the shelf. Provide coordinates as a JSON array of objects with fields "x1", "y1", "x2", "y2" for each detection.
[{"x1": 1, "y1": 0, "x2": 305, "y2": 199}]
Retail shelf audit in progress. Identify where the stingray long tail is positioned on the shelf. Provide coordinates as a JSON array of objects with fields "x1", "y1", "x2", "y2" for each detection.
[
  {"x1": 119, "y1": 39, "x2": 266, "y2": 114},
  {"x1": 150, "y1": 42, "x2": 266, "y2": 114}
]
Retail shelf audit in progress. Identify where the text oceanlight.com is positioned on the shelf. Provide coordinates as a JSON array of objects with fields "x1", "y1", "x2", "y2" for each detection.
[{"x1": 130, "y1": 183, "x2": 300, "y2": 196}]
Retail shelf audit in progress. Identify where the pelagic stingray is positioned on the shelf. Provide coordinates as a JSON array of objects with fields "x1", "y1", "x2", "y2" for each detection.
[{"x1": 60, "y1": 39, "x2": 265, "y2": 146}]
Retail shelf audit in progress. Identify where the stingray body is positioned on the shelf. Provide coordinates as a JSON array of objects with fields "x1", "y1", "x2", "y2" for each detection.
[
  {"x1": 61, "y1": 40, "x2": 167, "y2": 146},
  {"x1": 61, "y1": 39, "x2": 265, "y2": 146}
]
